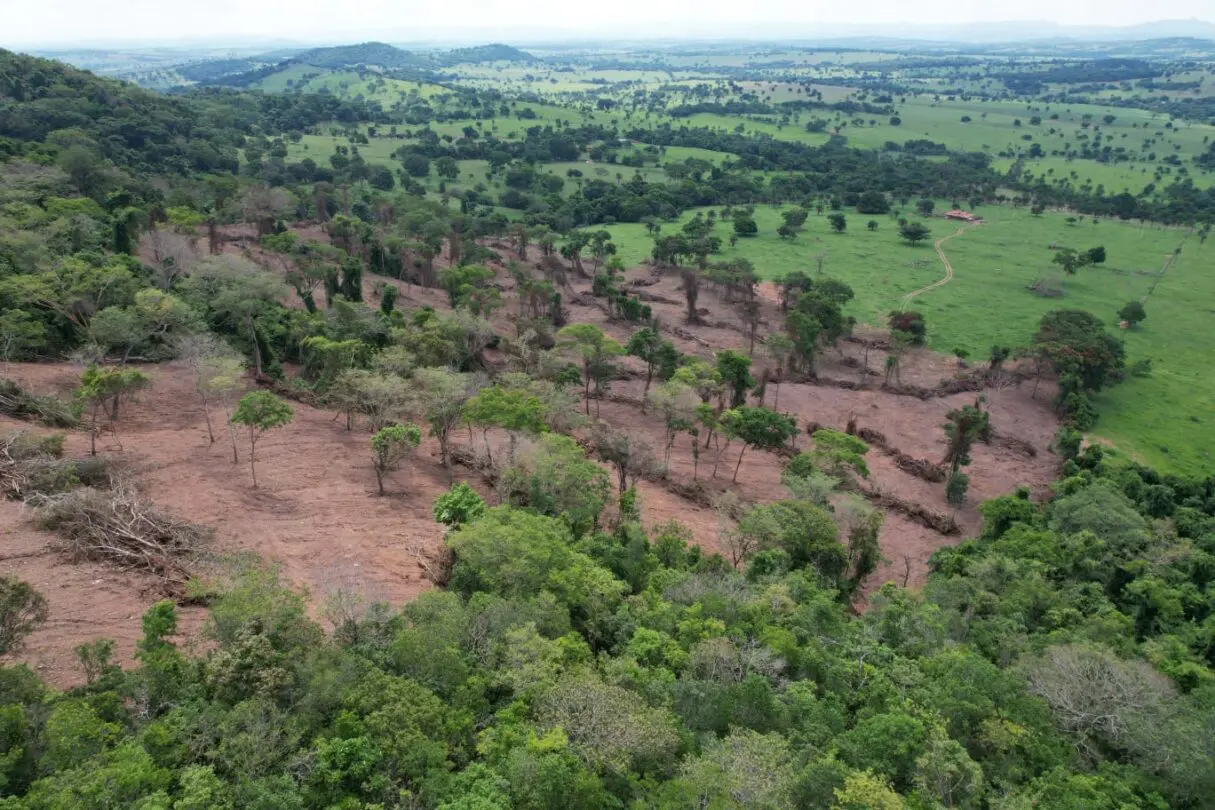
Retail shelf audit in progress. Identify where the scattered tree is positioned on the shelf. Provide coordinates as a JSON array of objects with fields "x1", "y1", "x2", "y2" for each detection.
[{"x1": 230, "y1": 390, "x2": 294, "y2": 488}]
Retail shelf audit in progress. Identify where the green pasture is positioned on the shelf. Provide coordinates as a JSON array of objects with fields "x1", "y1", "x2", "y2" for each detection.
[{"x1": 599, "y1": 204, "x2": 1210, "y2": 474}]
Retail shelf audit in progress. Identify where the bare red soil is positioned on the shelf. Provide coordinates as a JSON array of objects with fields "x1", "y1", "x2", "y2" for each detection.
[{"x1": 2, "y1": 228, "x2": 1061, "y2": 684}]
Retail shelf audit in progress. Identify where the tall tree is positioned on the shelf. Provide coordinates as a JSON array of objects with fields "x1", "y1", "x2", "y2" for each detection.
[{"x1": 230, "y1": 391, "x2": 294, "y2": 488}]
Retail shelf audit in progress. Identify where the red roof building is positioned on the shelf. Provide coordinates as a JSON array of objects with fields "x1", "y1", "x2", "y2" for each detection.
[{"x1": 945, "y1": 209, "x2": 983, "y2": 223}]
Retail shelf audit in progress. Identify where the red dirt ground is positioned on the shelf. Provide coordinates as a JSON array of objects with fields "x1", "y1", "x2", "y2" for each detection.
[{"x1": 2, "y1": 229, "x2": 1062, "y2": 684}]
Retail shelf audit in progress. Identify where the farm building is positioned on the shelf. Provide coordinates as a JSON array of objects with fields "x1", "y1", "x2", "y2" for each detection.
[{"x1": 945, "y1": 209, "x2": 983, "y2": 223}]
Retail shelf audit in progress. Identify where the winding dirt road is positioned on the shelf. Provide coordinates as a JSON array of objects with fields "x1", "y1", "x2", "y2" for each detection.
[{"x1": 900, "y1": 225, "x2": 972, "y2": 309}]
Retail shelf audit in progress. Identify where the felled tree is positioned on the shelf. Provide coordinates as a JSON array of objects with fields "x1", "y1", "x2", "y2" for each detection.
[
  {"x1": 720, "y1": 406, "x2": 798, "y2": 483},
  {"x1": 230, "y1": 391, "x2": 294, "y2": 488},
  {"x1": 370, "y1": 423, "x2": 422, "y2": 496}
]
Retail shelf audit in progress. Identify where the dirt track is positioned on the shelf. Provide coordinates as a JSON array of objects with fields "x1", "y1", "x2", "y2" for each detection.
[{"x1": 900, "y1": 225, "x2": 971, "y2": 308}]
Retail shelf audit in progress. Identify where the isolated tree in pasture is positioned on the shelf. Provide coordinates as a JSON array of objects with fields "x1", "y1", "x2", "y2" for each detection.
[
  {"x1": 370, "y1": 423, "x2": 422, "y2": 496},
  {"x1": 557, "y1": 324, "x2": 622, "y2": 416},
  {"x1": 230, "y1": 391, "x2": 294, "y2": 488},
  {"x1": 1086, "y1": 245, "x2": 1106, "y2": 265},
  {"x1": 648, "y1": 381, "x2": 699, "y2": 466},
  {"x1": 1051, "y1": 247, "x2": 1091, "y2": 278},
  {"x1": 626, "y1": 327, "x2": 678, "y2": 407},
  {"x1": 76, "y1": 365, "x2": 150, "y2": 456},
  {"x1": 1119, "y1": 300, "x2": 1146, "y2": 326},
  {"x1": 899, "y1": 222, "x2": 932, "y2": 245},
  {"x1": 720, "y1": 406, "x2": 797, "y2": 483},
  {"x1": 808, "y1": 428, "x2": 871, "y2": 487},
  {"x1": 916, "y1": 198, "x2": 935, "y2": 217},
  {"x1": 867, "y1": 220, "x2": 879, "y2": 232},
  {"x1": 827, "y1": 213, "x2": 847, "y2": 233}
]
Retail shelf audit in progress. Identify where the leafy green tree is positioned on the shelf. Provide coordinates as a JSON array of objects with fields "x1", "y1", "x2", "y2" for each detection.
[
  {"x1": 75, "y1": 365, "x2": 149, "y2": 455},
  {"x1": 732, "y1": 211, "x2": 758, "y2": 237},
  {"x1": 180, "y1": 256, "x2": 288, "y2": 377},
  {"x1": 916, "y1": 198, "x2": 935, "y2": 217},
  {"x1": 1118, "y1": 300, "x2": 1146, "y2": 326},
  {"x1": 462, "y1": 385, "x2": 548, "y2": 464},
  {"x1": 808, "y1": 429, "x2": 871, "y2": 485},
  {"x1": 0, "y1": 577, "x2": 48, "y2": 655},
  {"x1": 736, "y1": 499, "x2": 843, "y2": 578},
  {"x1": 720, "y1": 406, "x2": 797, "y2": 482},
  {"x1": 410, "y1": 367, "x2": 481, "y2": 473},
  {"x1": 827, "y1": 213, "x2": 847, "y2": 233},
  {"x1": 0, "y1": 310, "x2": 46, "y2": 372},
  {"x1": 899, "y1": 222, "x2": 931, "y2": 245},
  {"x1": 230, "y1": 390, "x2": 294, "y2": 488},
  {"x1": 499, "y1": 434, "x2": 611, "y2": 537},
  {"x1": 433, "y1": 482, "x2": 486, "y2": 527},
  {"x1": 1033, "y1": 309, "x2": 1125, "y2": 393},
  {"x1": 371, "y1": 423, "x2": 422, "y2": 495},
  {"x1": 716, "y1": 349, "x2": 756, "y2": 408},
  {"x1": 439, "y1": 264, "x2": 495, "y2": 308},
  {"x1": 557, "y1": 324, "x2": 622, "y2": 416},
  {"x1": 626, "y1": 327, "x2": 678, "y2": 406},
  {"x1": 942, "y1": 399, "x2": 990, "y2": 473}
]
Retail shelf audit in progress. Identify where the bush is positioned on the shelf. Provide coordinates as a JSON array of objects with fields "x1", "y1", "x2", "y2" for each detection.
[
  {"x1": 0, "y1": 576, "x2": 48, "y2": 655},
  {"x1": 433, "y1": 482, "x2": 486, "y2": 527}
]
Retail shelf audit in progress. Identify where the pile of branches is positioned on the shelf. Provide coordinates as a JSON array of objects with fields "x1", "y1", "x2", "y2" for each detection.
[
  {"x1": 991, "y1": 431, "x2": 1038, "y2": 458},
  {"x1": 28, "y1": 486, "x2": 209, "y2": 591},
  {"x1": 855, "y1": 426, "x2": 948, "y2": 483},
  {"x1": 864, "y1": 486, "x2": 961, "y2": 535},
  {"x1": 0, "y1": 378, "x2": 78, "y2": 427},
  {"x1": 0, "y1": 433, "x2": 114, "y2": 500}
]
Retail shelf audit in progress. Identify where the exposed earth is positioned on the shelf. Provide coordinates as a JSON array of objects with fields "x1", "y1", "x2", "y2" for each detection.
[{"x1": 1, "y1": 226, "x2": 1062, "y2": 686}]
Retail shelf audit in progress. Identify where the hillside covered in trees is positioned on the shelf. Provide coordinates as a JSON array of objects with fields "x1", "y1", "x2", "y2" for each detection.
[{"x1": 1, "y1": 45, "x2": 1214, "y2": 810}]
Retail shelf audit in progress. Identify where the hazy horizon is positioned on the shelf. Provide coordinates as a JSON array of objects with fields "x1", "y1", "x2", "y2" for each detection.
[{"x1": 6, "y1": 2, "x2": 1215, "y2": 49}]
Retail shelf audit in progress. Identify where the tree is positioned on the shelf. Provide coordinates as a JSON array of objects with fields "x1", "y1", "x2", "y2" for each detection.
[
  {"x1": 1051, "y1": 247, "x2": 1091, "y2": 277},
  {"x1": 765, "y1": 332, "x2": 794, "y2": 409},
  {"x1": 1119, "y1": 300, "x2": 1146, "y2": 326},
  {"x1": 1033, "y1": 309, "x2": 1125, "y2": 393},
  {"x1": 899, "y1": 222, "x2": 931, "y2": 245},
  {"x1": 942, "y1": 399, "x2": 989, "y2": 473},
  {"x1": 230, "y1": 391, "x2": 294, "y2": 488},
  {"x1": 499, "y1": 434, "x2": 610, "y2": 537},
  {"x1": 808, "y1": 429, "x2": 871, "y2": 486},
  {"x1": 946, "y1": 470, "x2": 970, "y2": 507},
  {"x1": 0, "y1": 576, "x2": 48, "y2": 655},
  {"x1": 410, "y1": 367, "x2": 481, "y2": 473},
  {"x1": 867, "y1": 220, "x2": 879, "y2": 232},
  {"x1": 0, "y1": 310, "x2": 46, "y2": 372},
  {"x1": 557, "y1": 324, "x2": 622, "y2": 416},
  {"x1": 736, "y1": 499, "x2": 843, "y2": 578},
  {"x1": 180, "y1": 256, "x2": 288, "y2": 377},
  {"x1": 827, "y1": 213, "x2": 847, "y2": 233},
  {"x1": 370, "y1": 423, "x2": 422, "y2": 496},
  {"x1": 888, "y1": 310, "x2": 926, "y2": 345},
  {"x1": 626, "y1": 327, "x2": 678, "y2": 408},
  {"x1": 461, "y1": 385, "x2": 548, "y2": 464},
  {"x1": 916, "y1": 198, "x2": 935, "y2": 217},
  {"x1": 720, "y1": 406, "x2": 797, "y2": 482},
  {"x1": 716, "y1": 349, "x2": 756, "y2": 409},
  {"x1": 732, "y1": 211, "x2": 758, "y2": 238},
  {"x1": 1086, "y1": 245, "x2": 1106, "y2": 265},
  {"x1": 433, "y1": 481, "x2": 487, "y2": 527},
  {"x1": 593, "y1": 427, "x2": 662, "y2": 493},
  {"x1": 76, "y1": 365, "x2": 149, "y2": 455},
  {"x1": 175, "y1": 333, "x2": 244, "y2": 451}
]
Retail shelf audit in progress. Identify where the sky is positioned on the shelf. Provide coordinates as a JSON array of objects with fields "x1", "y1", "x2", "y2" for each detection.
[{"x1": 4, "y1": 0, "x2": 1215, "y2": 47}]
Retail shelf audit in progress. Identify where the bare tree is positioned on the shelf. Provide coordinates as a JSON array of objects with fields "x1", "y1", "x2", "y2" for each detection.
[{"x1": 142, "y1": 230, "x2": 200, "y2": 291}]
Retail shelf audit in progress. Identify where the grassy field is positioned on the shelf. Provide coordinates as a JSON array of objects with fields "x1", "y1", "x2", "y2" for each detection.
[{"x1": 599, "y1": 204, "x2": 1209, "y2": 474}]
